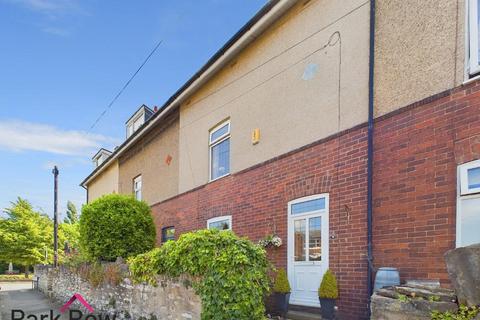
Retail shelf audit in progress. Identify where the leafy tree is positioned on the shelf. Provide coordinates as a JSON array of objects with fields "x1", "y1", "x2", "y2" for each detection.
[
  {"x1": 0, "y1": 198, "x2": 81, "y2": 274},
  {"x1": 0, "y1": 198, "x2": 53, "y2": 274},
  {"x1": 79, "y1": 194, "x2": 155, "y2": 261},
  {"x1": 64, "y1": 201, "x2": 78, "y2": 224}
]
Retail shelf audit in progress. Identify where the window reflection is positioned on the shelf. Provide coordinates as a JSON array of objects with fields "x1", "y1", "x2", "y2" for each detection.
[
  {"x1": 309, "y1": 217, "x2": 321, "y2": 261},
  {"x1": 294, "y1": 219, "x2": 306, "y2": 261}
]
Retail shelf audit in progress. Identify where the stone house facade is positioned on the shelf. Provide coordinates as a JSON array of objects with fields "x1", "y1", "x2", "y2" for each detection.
[{"x1": 81, "y1": 0, "x2": 480, "y2": 318}]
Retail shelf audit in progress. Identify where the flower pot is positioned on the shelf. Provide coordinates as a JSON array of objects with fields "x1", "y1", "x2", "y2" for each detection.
[
  {"x1": 274, "y1": 292, "x2": 290, "y2": 315},
  {"x1": 319, "y1": 297, "x2": 336, "y2": 319}
]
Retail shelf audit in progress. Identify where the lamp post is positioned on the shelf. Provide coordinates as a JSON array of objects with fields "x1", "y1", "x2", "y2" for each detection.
[{"x1": 52, "y1": 166, "x2": 59, "y2": 267}]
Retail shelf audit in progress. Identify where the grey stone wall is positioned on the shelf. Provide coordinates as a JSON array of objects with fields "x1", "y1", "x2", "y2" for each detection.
[{"x1": 34, "y1": 265, "x2": 201, "y2": 320}]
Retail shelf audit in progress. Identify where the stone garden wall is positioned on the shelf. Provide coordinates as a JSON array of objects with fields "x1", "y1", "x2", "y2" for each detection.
[{"x1": 34, "y1": 265, "x2": 201, "y2": 320}]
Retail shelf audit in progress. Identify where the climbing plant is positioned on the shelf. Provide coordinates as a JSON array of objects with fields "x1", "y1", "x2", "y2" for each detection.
[{"x1": 128, "y1": 229, "x2": 271, "y2": 320}]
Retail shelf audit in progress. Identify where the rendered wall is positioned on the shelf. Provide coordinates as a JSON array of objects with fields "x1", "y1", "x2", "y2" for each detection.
[
  {"x1": 178, "y1": 0, "x2": 370, "y2": 192},
  {"x1": 87, "y1": 161, "x2": 119, "y2": 202},
  {"x1": 118, "y1": 111, "x2": 179, "y2": 206},
  {"x1": 374, "y1": 0, "x2": 466, "y2": 116}
]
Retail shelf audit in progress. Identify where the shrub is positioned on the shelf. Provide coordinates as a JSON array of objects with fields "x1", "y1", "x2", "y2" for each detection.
[
  {"x1": 79, "y1": 194, "x2": 155, "y2": 261},
  {"x1": 77, "y1": 262, "x2": 104, "y2": 288},
  {"x1": 103, "y1": 263, "x2": 124, "y2": 286},
  {"x1": 273, "y1": 268, "x2": 291, "y2": 293},
  {"x1": 431, "y1": 305, "x2": 479, "y2": 320},
  {"x1": 128, "y1": 229, "x2": 271, "y2": 320},
  {"x1": 318, "y1": 269, "x2": 338, "y2": 299}
]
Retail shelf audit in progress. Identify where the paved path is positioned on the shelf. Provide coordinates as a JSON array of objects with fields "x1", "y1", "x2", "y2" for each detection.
[{"x1": 0, "y1": 282, "x2": 67, "y2": 320}]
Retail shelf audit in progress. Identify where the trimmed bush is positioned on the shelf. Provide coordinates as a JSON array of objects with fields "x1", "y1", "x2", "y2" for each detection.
[
  {"x1": 318, "y1": 269, "x2": 338, "y2": 299},
  {"x1": 273, "y1": 268, "x2": 291, "y2": 293},
  {"x1": 128, "y1": 229, "x2": 271, "y2": 320},
  {"x1": 79, "y1": 194, "x2": 155, "y2": 261}
]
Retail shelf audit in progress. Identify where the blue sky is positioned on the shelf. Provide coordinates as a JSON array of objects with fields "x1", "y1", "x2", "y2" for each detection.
[{"x1": 0, "y1": 0, "x2": 266, "y2": 217}]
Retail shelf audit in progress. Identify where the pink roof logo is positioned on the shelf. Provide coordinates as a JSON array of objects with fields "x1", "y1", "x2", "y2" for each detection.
[{"x1": 60, "y1": 293, "x2": 94, "y2": 313}]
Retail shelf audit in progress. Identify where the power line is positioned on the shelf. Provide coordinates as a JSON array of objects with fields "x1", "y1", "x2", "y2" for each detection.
[{"x1": 90, "y1": 39, "x2": 163, "y2": 130}]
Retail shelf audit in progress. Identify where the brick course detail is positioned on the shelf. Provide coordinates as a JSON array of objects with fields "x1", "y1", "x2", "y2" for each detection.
[
  {"x1": 151, "y1": 80, "x2": 480, "y2": 319},
  {"x1": 373, "y1": 80, "x2": 480, "y2": 286}
]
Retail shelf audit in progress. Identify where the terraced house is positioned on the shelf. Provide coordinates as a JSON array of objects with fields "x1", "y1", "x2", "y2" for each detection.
[{"x1": 80, "y1": 0, "x2": 480, "y2": 318}]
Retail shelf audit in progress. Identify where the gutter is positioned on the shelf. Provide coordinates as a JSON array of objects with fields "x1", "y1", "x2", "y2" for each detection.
[
  {"x1": 367, "y1": 0, "x2": 375, "y2": 314},
  {"x1": 80, "y1": 0, "x2": 297, "y2": 188}
]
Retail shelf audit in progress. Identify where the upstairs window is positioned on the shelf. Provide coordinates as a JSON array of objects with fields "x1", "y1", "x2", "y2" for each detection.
[
  {"x1": 161, "y1": 226, "x2": 175, "y2": 243},
  {"x1": 469, "y1": 0, "x2": 480, "y2": 75},
  {"x1": 209, "y1": 120, "x2": 230, "y2": 181},
  {"x1": 207, "y1": 216, "x2": 232, "y2": 231},
  {"x1": 133, "y1": 175, "x2": 142, "y2": 201},
  {"x1": 457, "y1": 160, "x2": 480, "y2": 247}
]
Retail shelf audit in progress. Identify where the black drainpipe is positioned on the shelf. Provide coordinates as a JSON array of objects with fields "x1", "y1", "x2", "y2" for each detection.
[{"x1": 367, "y1": 0, "x2": 376, "y2": 315}]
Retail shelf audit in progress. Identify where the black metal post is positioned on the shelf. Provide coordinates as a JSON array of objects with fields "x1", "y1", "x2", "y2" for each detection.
[{"x1": 52, "y1": 166, "x2": 59, "y2": 267}]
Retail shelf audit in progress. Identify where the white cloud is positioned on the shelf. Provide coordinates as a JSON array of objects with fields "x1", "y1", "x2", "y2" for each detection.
[
  {"x1": 0, "y1": 120, "x2": 119, "y2": 156},
  {"x1": 4, "y1": 0, "x2": 84, "y2": 15},
  {"x1": 42, "y1": 26, "x2": 70, "y2": 36}
]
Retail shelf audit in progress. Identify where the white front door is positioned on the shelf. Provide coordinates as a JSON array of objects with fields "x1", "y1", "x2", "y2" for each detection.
[{"x1": 287, "y1": 194, "x2": 329, "y2": 307}]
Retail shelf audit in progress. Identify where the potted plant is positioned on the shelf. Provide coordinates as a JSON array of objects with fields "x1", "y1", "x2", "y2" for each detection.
[
  {"x1": 318, "y1": 269, "x2": 338, "y2": 319},
  {"x1": 273, "y1": 268, "x2": 291, "y2": 317}
]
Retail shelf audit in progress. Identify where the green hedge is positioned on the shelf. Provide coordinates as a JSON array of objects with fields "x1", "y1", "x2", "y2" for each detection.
[
  {"x1": 79, "y1": 194, "x2": 156, "y2": 261},
  {"x1": 129, "y1": 229, "x2": 271, "y2": 320}
]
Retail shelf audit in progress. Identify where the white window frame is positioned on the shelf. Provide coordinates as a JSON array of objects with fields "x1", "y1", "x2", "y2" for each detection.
[
  {"x1": 459, "y1": 159, "x2": 480, "y2": 195},
  {"x1": 133, "y1": 175, "x2": 142, "y2": 201},
  {"x1": 457, "y1": 159, "x2": 480, "y2": 247},
  {"x1": 207, "y1": 215, "x2": 232, "y2": 231},
  {"x1": 468, "y1": 0, "x2": 480, "y2": 75},
  {"x1": 209, "y1": 120, "x2": 231, "y2": 182}
]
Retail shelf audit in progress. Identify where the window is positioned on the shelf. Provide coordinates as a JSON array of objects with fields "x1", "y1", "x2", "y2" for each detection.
[
  {"x1": 127, "y1": 124, "x2": 134, "y2": 138},
  {"x1": 207, "y1": 216, "x2": 232, "y2": 231},
  {"x1": 133, "y1": 115, "x2": 144, "y2": 132},
  {"x1": 469, "y1": 0, "x2": 480, "y2": 75},
  {"x1": 133, "y1": 175, "x2": 142, "y2": 200},
  {"x1": 457, "y1": 160, "x2": 480, "y2": 247},
  {"x1": 209, "y1": 120, "x2": 230, "y2": 181},
  {"x1": 161, "y1": 226, "x2": 175, "y2": 243}
]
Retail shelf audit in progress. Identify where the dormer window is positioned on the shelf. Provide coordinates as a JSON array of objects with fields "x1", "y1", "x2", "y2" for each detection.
[
  {"x1": 92, "y1": 148, "x2": 112, "y2": 168},
  {"x1": 126, "y1": 105, "x2": 154, "y2": 138}
]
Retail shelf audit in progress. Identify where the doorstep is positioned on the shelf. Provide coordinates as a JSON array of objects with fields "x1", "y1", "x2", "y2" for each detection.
[{"x1": 286, "y1": 310, "x2": 322, "y2": 320}]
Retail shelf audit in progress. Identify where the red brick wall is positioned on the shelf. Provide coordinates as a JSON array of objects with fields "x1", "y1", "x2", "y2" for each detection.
[
  {"x1": 151, "y1": 80, "x2": 480, "y2": 319},
  {"x1": 373, "y1": 80, "x2": 480, "y2": 285},
  {"x1": 152, "y1": 126, "x2": 369, "y2": 319}
]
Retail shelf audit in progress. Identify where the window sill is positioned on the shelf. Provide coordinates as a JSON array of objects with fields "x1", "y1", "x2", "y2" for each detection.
[
  {"x1": 209, "y1": 173, "x2": 231, "y2": 184},
  {"x1": 463, "y1": 73, "x2": 480, "y2": 85}
]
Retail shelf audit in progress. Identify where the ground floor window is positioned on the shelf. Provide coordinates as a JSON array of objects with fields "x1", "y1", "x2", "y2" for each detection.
[
  {"x1": 161, "y1": 226, "x2": 175, "y2": 243},
  {"x1": 207, "y1": 215, "x2": 232, "y2": 230},
  {"x1": 457, "y1": 160, "x2": 480, "y2": 247},
  {"x1": 133, "y1": 175, "x2": 142, "y2": 200}
]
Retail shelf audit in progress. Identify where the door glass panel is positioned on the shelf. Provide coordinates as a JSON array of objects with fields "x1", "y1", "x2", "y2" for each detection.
[
  {"x1": 294, "y1": 219, "x2": 306, "y2": 261},
  {"x1": 291, "y1": 198, "x2": 325, "y2": 215},
  {"x1": 468, "y1": 167, "x2": 480, "y2": 189},
  {"x1": 309, "y1": 217, "x2": 322, "y2": 261},
  {"x1": 460, "y1": 197, "x2": 480, "y2": 246}
]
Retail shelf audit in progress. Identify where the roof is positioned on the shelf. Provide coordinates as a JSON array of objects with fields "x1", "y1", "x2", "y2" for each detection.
[
  {"x1": 125, "y1": 104, "x2": 154, "y2": 124},
  {"x1": 81, "y1": 0, "x2": 295, "y2": 188},
  {"x1": 92, "y1": 148, "x2": 112, "y2": 160}
]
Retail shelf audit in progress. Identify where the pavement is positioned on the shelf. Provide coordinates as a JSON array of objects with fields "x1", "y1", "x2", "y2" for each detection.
[{"x1": 0, "y1": 282, "x2": 67, "y2": 320}]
